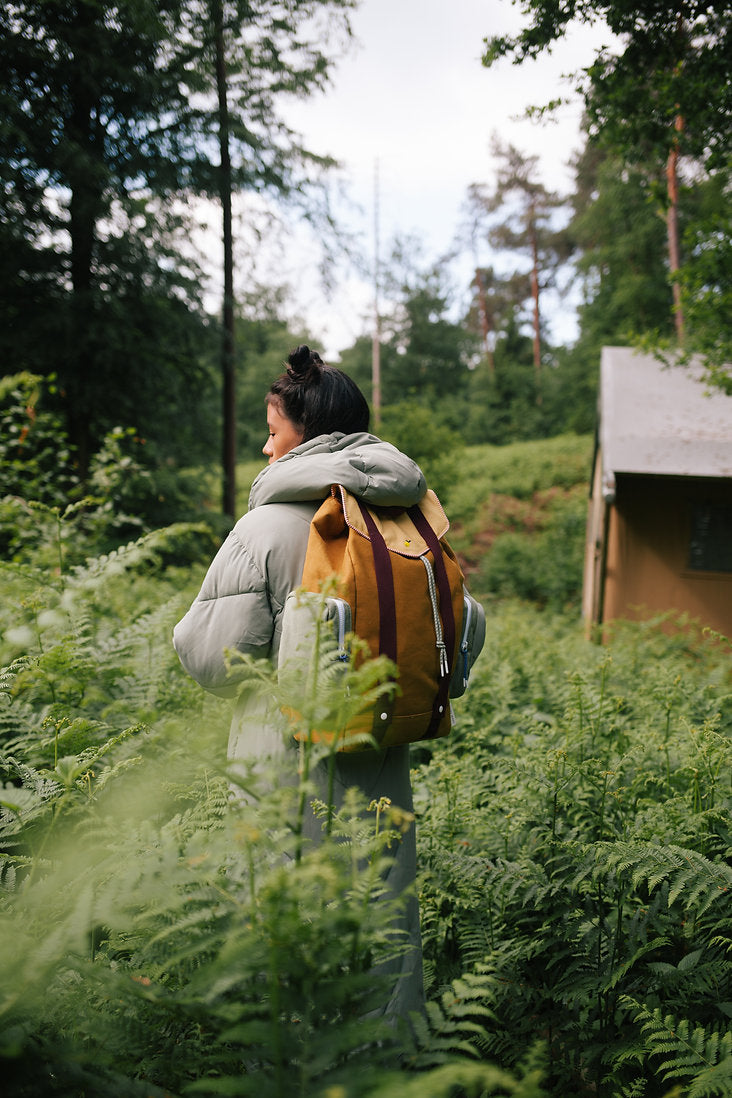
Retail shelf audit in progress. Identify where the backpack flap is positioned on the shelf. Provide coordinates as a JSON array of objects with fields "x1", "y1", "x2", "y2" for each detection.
[{"x1": 338, "y1": 486, "x2": 450, "y2": 556}]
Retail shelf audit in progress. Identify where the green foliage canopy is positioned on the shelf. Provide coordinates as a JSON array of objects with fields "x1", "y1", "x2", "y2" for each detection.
[
  {"x1": 483, "y1": 1, "x2": 732, "y2": 171},
  {"x1": 570, "y1": 145, "x2": 674, "y2": 339},
  {"x1": 0, "y1": 0, "x2": 216, "y2": 466},
  {"x1": 0, "y1": 0, "x2": 356, "y2": 473},
  {"x1": 481, "y1": 1, "x2": 732, "y2": 387}
]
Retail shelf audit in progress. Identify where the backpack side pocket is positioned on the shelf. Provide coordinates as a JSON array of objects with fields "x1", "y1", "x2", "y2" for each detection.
[
  {"x1": 449, "y1": 590, "x2": 486, "y2": 698},
  {"x1": 278, "y1": 590, "x2": 352, "y2": 678}
]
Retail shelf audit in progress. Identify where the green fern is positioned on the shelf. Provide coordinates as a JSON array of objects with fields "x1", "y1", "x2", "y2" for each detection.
[
  {"x1": 1, "y1": 476, "x2": 731, "y2": 1098},
  {"x1": 623, "y1": 998, "x2": 732, "y2": 1097},
  {"x1": 592, "y1": 840, "x2": 732, "y2": 919},
  {"x1": 405, "y1": 966, "x2": 501, "y2": 1068}
]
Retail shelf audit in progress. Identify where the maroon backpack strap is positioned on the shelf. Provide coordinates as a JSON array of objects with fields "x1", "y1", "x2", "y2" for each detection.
[
  {"x1": 408, "y1": 504, "x2": 457, "y2": 737},
  {"x1": 356, "y1": 500, "x2": 397, "y2": 663},
  {"x1": 356, "y1": 501, "x2": 398, "y2": 741}
]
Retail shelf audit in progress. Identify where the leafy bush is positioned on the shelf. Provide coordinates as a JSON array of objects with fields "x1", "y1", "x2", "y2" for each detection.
[
  {"x1": 1, "y1": 375, "x2": 222, "y2": 563},
  {"x1": 0, "y1": 373, "x2": 80, "y2": 559},
  {"x1": 477, "y1": 488, "x2": 587, "y2": 609},
  {"x1": 380, "y1": 402, "x2": 465, "y2": 507},
  {"x1": 0, "y1": 373, "x2": 78, "y2": 507},
  {"x1": 85, "y1": 426, "x2": 223, "y2": 548}
]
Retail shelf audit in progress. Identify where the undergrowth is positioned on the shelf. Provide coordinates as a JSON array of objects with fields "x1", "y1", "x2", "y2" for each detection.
[
  {"x1": 414, "y1": 603, "x2": 732, "y2": 1097},
  {"x1": 0, "y1": 522, "x2": 545, "y2": 1096},
  {"x1": 0, "y1": 433, "x2": 730, "y2": 1097},
  {"x1": 447, "y1": 434, "x2": 592, "y2": 610}
]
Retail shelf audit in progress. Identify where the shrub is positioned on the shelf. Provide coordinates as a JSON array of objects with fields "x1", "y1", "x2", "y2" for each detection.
[
  {"x1": 477, "y1": 489, "x2": 587, "y2": 609},
  {"x1": 380, "y1": 402, "x2": 464, "y2": 507},
  {"x1": 0, "y1": 375, "x2": 222, "y2": 563},
  {"x1": 0, "y1": 373, "x2": 78, "y2": 507},
  {"x1": 85, "y1": 426, "x2": 220, "y2": 548},
  {"x1": 0, "y1": 373, "x2": 80, "y2": 559}
]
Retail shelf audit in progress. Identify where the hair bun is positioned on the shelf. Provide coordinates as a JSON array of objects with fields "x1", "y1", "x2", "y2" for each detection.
[{"x1": 286, "y1": 344, "x2": 324, "y2": 383}]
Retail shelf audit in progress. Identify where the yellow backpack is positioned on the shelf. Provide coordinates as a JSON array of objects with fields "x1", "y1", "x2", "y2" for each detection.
[{"x1": 278, "y1": 485, "x2": 484, "y2": 751}]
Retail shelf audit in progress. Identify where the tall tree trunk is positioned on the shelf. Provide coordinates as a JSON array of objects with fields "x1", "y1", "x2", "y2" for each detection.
[
  {"x1": 528, "y1": 201, "x2": 541, "y2": 398},
  {"x1": 371, "y1": 159, "x2": 381, "y2": 429},
  {"x1": 66, "y1": 13, "x2": 101, "y2": 480},
  {"x1": 474, "y1": 268, "x2": 495, "y2": 376},
  {"x1": 666, "y1": 112, "x2": 685, "y2": 343},
  {"x1": 214, "y1": 0, "x2": 236, "y2": 520},
  {"x1": 68, "y1": 177, "x2": 97, "y2": 479}
]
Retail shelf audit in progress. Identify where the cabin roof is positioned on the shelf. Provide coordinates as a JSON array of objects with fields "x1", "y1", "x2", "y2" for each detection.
[{"x1": 600, "y1": 347, "x2": 732, "y2": 481}]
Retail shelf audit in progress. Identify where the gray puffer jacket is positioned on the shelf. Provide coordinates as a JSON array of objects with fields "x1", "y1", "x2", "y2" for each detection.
[{"x1": 173, "y1": 431, "x2": 426, "y2": 695}]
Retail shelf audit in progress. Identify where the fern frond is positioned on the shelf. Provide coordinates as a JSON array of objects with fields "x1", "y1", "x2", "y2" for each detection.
[
  {"x1": 623, "y1": 997, "x2": 732, "y2": 1095},
  {"x1": 67, "y1": 522, "x2": 212, "y2": 590},
  {"x1": 606, "y1": 936, "x2": 671, "y2": 990},
  {"x1": 687, "y1": 1055, "x2": 732, "y2": 1098},
  {"x1": 408, "y1": 965, "x2": 503, "y2": 1071},
  {"x1": 594, "y1": 841, "x2": 732, "y2": 918}
]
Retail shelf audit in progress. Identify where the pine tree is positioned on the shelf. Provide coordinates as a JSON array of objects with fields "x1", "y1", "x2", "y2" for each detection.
[
  {"x1": 0, "y1": 0, "x2": 355, "y2": 493},
  {"x1": 0, "y1": 0, "x2": 212, "y2": 471},
  {"x1": 483, "y1": 0, "x2": 732, "y2": 360},
  {"x1": 467, "y1": 137, "x2": 570, "y2": 392}
]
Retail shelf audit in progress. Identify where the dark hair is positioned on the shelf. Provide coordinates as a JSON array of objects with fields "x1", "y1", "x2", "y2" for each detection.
[{"x1": 266, "y1": 345, "x2": 370, "y2": 441}]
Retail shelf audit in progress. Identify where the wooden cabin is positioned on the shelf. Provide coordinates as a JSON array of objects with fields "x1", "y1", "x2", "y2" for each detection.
[{"x1": 583, "y1": 347, "x2": 732, "y2": 638}]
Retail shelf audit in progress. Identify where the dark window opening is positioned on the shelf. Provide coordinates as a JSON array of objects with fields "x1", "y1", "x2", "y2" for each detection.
[{"x1": 689, "y1": 503, "x2": 732, "y2": 572}]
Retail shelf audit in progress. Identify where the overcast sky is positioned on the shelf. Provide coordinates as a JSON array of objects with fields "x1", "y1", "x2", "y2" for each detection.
[{"x1": 219, "y1": 0, "x2": 616, "y2": 358}]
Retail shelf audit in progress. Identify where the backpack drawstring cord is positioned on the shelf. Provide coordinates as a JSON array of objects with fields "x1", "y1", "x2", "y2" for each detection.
[{"x1": 420, "y1": 554, "x2": 449, "y2": 679}]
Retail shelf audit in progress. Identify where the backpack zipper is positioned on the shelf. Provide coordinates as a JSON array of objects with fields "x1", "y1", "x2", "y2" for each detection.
[
  {"x1": 420, "y1": 555, "x2": 449, "y2": 678},
  {"x1": 326, "y1": 597, "x2": 351, "y2": 662},
  {"x1": 335, "y1": 599, "x2": 348, "y2": 660},
  {"x1": 460, "y1": 593, "x2": 472, "y2": 689}
]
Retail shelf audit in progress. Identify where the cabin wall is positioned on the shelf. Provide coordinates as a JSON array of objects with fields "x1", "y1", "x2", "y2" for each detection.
[{"x1": 603, "y1": 474, "x2": 732, "y2": 636}]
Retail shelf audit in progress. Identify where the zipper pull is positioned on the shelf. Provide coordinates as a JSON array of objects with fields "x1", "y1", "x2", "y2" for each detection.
[{"x1": 438, "y1": 640, "x2": 449, "y2": 678}]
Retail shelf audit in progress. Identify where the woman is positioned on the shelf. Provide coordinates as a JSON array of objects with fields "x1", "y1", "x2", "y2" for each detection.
[{"x1": 173, "y1": 345, "x2": 427, "y2": 1020}]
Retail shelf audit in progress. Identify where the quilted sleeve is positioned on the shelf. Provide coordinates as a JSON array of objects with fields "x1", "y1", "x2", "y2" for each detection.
[
  {"x1": 173, "y1": 525, "x2": 274, "y2": 695},
  {"x1": 249, "y1": 437, "x2": 427, "y2": 510}
]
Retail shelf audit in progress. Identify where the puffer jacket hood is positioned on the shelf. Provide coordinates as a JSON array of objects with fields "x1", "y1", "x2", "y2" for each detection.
[{"x1": 249, "y1": 432, "x2": 426, "y2": 511}]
